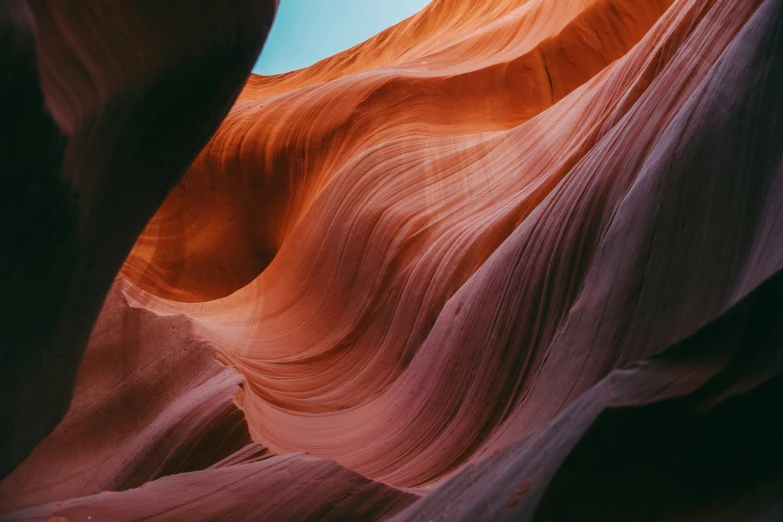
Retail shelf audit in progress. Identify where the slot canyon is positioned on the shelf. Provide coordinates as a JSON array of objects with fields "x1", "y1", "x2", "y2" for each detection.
[{"x1": 1, "y1": 0, "x2": 782, "y2": 520}]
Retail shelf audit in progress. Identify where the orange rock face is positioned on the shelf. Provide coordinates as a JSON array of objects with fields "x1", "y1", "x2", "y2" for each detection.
[{"x1": 3, "y1": 0, "x2": 783, "y2": 520}]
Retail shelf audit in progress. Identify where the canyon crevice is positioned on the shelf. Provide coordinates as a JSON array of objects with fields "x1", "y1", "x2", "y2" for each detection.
[{"x1": 2, "y1": 0, "x2": 782, "y2": 520}]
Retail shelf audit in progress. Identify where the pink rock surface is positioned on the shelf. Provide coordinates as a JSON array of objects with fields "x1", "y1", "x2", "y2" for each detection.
[
  {"x1": 1, "y1": 454, "x2": 418, "y2": 522},
  {"x1": 2, "y1": 0, "x2": 782, "y2": 519},
  {"x1": 122, "y1": 0, "x2": 783, "y2": 489},
  {"x1": 0, "y1": 282, "x2": 256, "y2": 512}
]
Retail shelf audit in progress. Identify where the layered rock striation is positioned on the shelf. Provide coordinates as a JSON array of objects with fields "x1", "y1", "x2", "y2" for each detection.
[{"x1": 2, "y1": 0, "x2": 782, "y2": 520}]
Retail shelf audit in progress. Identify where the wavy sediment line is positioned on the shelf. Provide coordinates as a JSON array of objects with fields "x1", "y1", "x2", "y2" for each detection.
[
  {"x1": 0, "y1": 281, "x2": 260, "y2": 513},
  {"x1": 397, "y1": 266, "x2": 783, "y2": 521},
  {"x1": 122, "y1": 0, "x2": 674, "y2": 302},
  {"x1": 4, "y1": 0, "x2": 782, "y2": 519},
  {"x1": 119, "y1": 0, "x2": 782, "y2": 490},
  {"x1": 0, "y1": 453, "x2": 419, "y2": 522}
]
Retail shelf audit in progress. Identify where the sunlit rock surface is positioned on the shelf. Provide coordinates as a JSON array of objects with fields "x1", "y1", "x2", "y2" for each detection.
[{"x1": 2, "y1": 0, "x2": 782, "y2": 520}]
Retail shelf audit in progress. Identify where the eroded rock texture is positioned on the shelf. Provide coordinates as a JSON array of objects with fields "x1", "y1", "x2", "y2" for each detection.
[
  {"x1": 0, "y1": 0, "x2": 276, "y2": 476},
  {"x1": 2, "y1": 0, "x2": 783, "y2": 520},
  {"x1": 0, "y1": 281, "x2": 257, "y2": 512}
]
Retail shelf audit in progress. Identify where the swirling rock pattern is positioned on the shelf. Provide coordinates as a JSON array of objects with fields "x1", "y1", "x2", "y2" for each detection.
[
  {"x1": 1, "y1": 454, "x2": 418, "y2": 522},
  {"x1": 0, "y1": 281, "x2": 258, "y2": 512},
  {"x1": 3, "y1": 0, "x2": 783, "y2": 519}
]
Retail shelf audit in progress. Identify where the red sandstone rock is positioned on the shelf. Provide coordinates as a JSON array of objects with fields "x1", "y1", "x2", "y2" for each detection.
[
  {"x1": 0, "y1": 0, "x2": 276, "y2": 476},
  {"x1": 121, "y1": 0, "x2": 783, "y2": 489},
  {"x1": 0, "y1": 453, "x2": 418, "y2": 522},
  {"x1": 0, "y1": 281, "x2": 257, "y2": 512},
  {"x1": 2, "y1": 0, "x2": 783, "y2": 520}
]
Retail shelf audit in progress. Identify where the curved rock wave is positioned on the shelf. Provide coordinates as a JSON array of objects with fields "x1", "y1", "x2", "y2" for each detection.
[
  {"x1": 122, "y1": 0, "x2": 783, "y2": 489},
  {"x1": 3, "y1": 0, "x2": 783, "y2": 519},
  {"x1": 0, "y1": 281, "x2": 258, "y2": 512},
  {"x1": 1, "y1": 454, "x2": 418, "y2": 522},
  {"x1": 122, "y1": 0, "x2": 676, "y2": 302}
]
